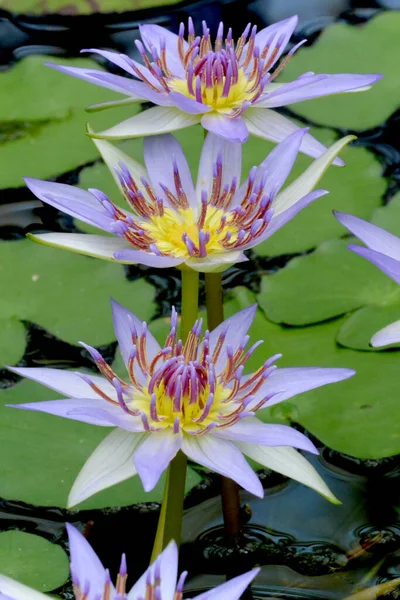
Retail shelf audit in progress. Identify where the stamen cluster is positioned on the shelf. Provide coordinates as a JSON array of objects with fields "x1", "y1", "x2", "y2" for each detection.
[
  {"x1": 81, "y1": 309, "x2": 281, "y2": 435},
  {"x1": 91, "y1": 153, "x2": 274, "y2": 260},
  {"x1": 133, "y1": 18, "x2": 303, "y2": 113}
]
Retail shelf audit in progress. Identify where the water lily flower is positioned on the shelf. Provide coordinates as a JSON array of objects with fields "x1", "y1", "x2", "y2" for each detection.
[
  {"x1": 47, "y1": 16, "x2": 380, "y2": 158},
  {"x1": 0, "y1": 523, "x2": 260, "y2": 600},
  {"x1": 9, "y1": 301, "x2": 354, "y2": 507},
  {"x1": 27, "y1": 129, "x2": 353, "y2": 273},
  {"x1": 335, "y1": 211, "x2": 400, "y2": 347}
]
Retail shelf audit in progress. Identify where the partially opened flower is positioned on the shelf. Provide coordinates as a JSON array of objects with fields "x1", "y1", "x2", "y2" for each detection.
[
  {"x1": 27, "y1": 129, "x2": 352, "y2": 273},
  {"x1": 335, "y1": 212, "x2": 400, "y2": 348},
  {"x1": 0, "y1": 523, "x2": 259, "y2": 600},
  {"x1": 9, "y1": 301, "x2": 354, "y2": 507},
  {"x1": 47, "y1": 16, "x2": 380, "y2": 157}
]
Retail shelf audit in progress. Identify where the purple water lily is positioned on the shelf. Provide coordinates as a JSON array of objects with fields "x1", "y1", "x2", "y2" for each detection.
[
  {"x1": 47, "y1": 16, "x2": 381, "y2": 157},
  {"x1": 0, "y1": 523, "x2": 259, "y2": 600},
  {"x1": 9, "y1": 300, "x2": 354, "y2": 506},
  {"x1": 27, "y1": 129, "x2": 352, "y2": 272},
  {"x1": 335, "y1": 211, "x2": 400, "y2": 347}
]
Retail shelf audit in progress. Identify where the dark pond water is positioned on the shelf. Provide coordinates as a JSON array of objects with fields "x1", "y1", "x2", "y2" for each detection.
[{"x1": 0, "y1": 0, "x2": 399, "y2": 597}]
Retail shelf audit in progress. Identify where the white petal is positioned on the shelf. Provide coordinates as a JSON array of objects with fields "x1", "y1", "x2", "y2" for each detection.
[
  {"x1": 0, "y1": 576, "x2": 47, "y2": 600},
  {"x1": 91, "y1": 106, "x2": 201, "y2": 140},
  {"x1": 272, "y1": 135, "x2": 355, "y2": 216},
  {"x1": 128, "y1": 541, "x2": 178, "y2": 600},
  {"x1": 28, "y1": 233, "x2": 133, "y2": 261},
  {"x1": 371, "y1": 319, "x2": 400, "y2": 348},
  {"x1": 8, "y1": 366, "x2": 115, "y2": 400},
  {"x1": 182, "y1": 434, "x2": 263, "y2": 498},
  {"x1": 185, "y1": 250, "x2": 248, "y2": 273},
  {"x1": 68, "y1": 429, "x2": 144, "y2": 507},
  {"x1": 237, "y1": 443, "x2": 339, "y2": 503},
  {"x1": 89, "y1": 129, "x2": 148, "y2": 201},
  {"x1": 244, "y1": 108, "x2": 345, "y2": 165},
  {"x1": 133, "y1": 430, "x2": 182, "y2": 492}
]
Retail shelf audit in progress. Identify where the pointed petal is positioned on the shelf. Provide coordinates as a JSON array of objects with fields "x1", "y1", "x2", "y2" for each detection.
[
  {"x1": 128, "y1": 541, "x2": 178, "y2": 600},
  {"x1": 68, "y1": 429, "x2": 144, "y2": 507},
  {"x1": 89, "y1": 131, "x2": 148, "y2": 201},
  {"x1": 371, "y1": 320, "x2": 400, "y2": 348},
  {"x1": 241, "y1": 189, "x2": 328, "y2": 249},
  {"x1": 113, "y1": 249, "x2": 184, "y2": 268},
  {"x1": 8, "y1": 398, "x2": 138, "y2": 428},
  {"x1": 182, "y1": 434, "x2": 263, "y2": 498},
  {"x1": 234, "y1": 128, "x2": 308, "y2": 205},
  {"x1": 185, "y1": 250, "x2": 248, "y2": 273},
  {"x1": 238, "y1": 444, "x2": 339, "y2": 503},
  {"x1": 201, "y1": 113, "x2": 249, "y2": 143},
  {"x1": 242, "y1": 16, "x2": 298, "y2": 71},
  {"x1": 260, "y1": 73, "x2": 382, "y2": 108},
  {"x1": 334, "y1": 212, "x2": 400, "y2": 262},
  {"x1": 24, "y1": 178, "x2": 112, "y2": 231},
  {"x1": 207, "y1": 305, "x2": 257, "y2": 372},
  {"x1": 28, "y1": 233, "x2": 133, "y2": 262},
  {"x1": 66, "y1": 524, "x2": 113, "y2": 600},
  {"x1": 249, "y1": 366, "x2": 355, "y2": 408},
  {"x1": 7, "y1": 366, "x2": 115, "y2": 400},
  {"x1": 191, "y1": 568, "x2": 260, "y2": 600},
  {"x1": 139, "y1": 23, "x2": 187, "y2": 77},
  {"x1": 272, "y1": 135, "x2": 355, "y2": 216},
  {"x1": 46, "y1": 62, "x2": 148, "y2": 98},
  {"x1": 133, "y1": 430, "x2": 182, "y2": 492},
  {"x1": 91, "y1": 106, "x2": 201, "y2": 140},
  {"x1": 244, "y1": 108, "x2": 345, "y2": 165},
  {"x1": 110, "y1": 298, "x2": 160, "y2": 367},
  {"x1": 81, "y1": 48, "x2": 159, "y2": 86},
  {"x1": 144, "y1": 134, "x2": 196, "y2": 210},
  {"x1": 348, "y1": 246, "x2": 400, "y2": 285},
  {"x1": 213, "y1": 418, "x2": 318, "y2": 454},
  {"x1": 169, "y1": 92, "x2": 212, "y2": 114},
  {"x1": 0, "y1": 576, "x2": 47, "y2": 600},
  {"x1": 196, "y1": 132, "x2": 242, "y2": 205}
]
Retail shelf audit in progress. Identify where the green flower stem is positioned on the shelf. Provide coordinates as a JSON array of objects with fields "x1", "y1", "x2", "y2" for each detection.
[
  {"x1": 205, "y1": 272, "x2": 241, "y2": 539},
  {"x1": 151, "y1": 268, "x2": 199, "y2": 562}
]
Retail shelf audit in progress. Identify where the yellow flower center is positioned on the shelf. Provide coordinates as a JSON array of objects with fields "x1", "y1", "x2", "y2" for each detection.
[{"x1": 142, "y1": 206, "x2": 239, "y2": 258}]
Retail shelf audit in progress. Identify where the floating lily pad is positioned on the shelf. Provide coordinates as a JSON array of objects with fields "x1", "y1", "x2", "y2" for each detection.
[
  {"x1": 0, "y1": 0, "x2": 178, "y2": 15},
  {"x1": 76, "y1": 126, "x2": 382, "y2": 256},
  {"x1": 0, "y1": 319, "x2": 26, "y2": 365},
  {"x1": 258, "y1": 239, "x2": 400, "y2": 326},
  {"x1": 371, "y1": 192, "x2": 400, "y2": 237},
  {"x1": 0, "y1": 530, "x2": 69, "y2": 592},
  {"x1": 279, "y1": 12, "x2": 400, "y2": 130},
  {"x1": 0, "y1": 239, "x2": 155, "y2": 346},
  {"x1": 0, "y1": 378, "x2": 200, "y2": 508},
  {"x1": 337, "y1": 304, "x2": 400, "y2": 351},
  {"x1": 221, "y1": 288, "x2": 400, "y2": 459},
  {"x1": 0, "y1": 56, "x2": 140, "y2": 189}
]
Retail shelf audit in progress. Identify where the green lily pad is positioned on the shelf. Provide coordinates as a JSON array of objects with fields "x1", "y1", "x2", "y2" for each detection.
[
  {"x1": 0, "y1": 239, "x2": 155, "y2": 346},
  {"x1": 337, "y1": 304, "x2": 400, "y2": 351},
  {"x1": 0, "y1": 378, "x2": 200, "y2": 508},
  {"x1": 222, "y1": 288, "x2": 400, "y2": 459},
  {"x1": 0, "y1": 530, "x2": 69, "y2": 592},
  {"x1": 0, "y1": 319, "x2": 26, "y2": 365},
  {"x1": 279, "y1": 12, "x2": 400, "y2": 130},
  {"x1": 371, "y1": 192, "x2": 400, "y2": 236},
  {"x1": 76, "y1": 126, "x2": 383, "y2": 256},
  {"x1": 258, "y1": 239, "x2": 400, "y2": 325},
  {"x1": 0, "y1": 0, "x2": 178, "y2": 15},
  {"x1": 0, "y1": 56, "x2": 140, "y2": 189}
]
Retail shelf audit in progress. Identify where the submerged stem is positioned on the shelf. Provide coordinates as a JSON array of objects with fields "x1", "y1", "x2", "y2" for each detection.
[
  {"x1": 151, "y1": 268, "x2": 199, "y2": 561},
  {"x1": 205, "y1": 272, "x2": 242, "y2": 540}
]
